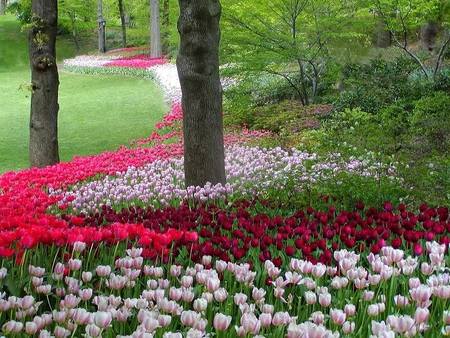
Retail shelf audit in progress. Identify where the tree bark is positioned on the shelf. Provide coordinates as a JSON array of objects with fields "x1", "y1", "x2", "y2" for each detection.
[
  {"x1": 98, "y1": 0, "x2": 106, "y2": 53},
  {"x1": 162, "y1": 0, "x2": 169, "y2": 53},
  {"x1": 28, "y1": 0, "x2": 60, "y2": 168},
  {"x1": 150, "y1": 0, "x2": 162, "y2": 57},
  {"x1": 177, "y1": 0, "x2": 226, "y2": 188},
  {"x1": 0, "y1": 0, "x2": 6, "y2": 15},
  {"x1": 420, "y1": 20, "x2": 438, "y2": 53},
  {"x1": 118, "y1": 0, "x2": 127, "y2": 48},
  {"x1": 377, "y1": 20, "x2": 391, "y2": 47}
]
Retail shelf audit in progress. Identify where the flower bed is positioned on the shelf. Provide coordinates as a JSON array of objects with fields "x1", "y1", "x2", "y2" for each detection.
[{"x1": 1, "y1": 54, "x2": 449, "y2": 337}]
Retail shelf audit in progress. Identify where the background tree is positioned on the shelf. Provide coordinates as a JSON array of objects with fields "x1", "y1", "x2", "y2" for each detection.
[
  {"x1": 150, "y1": 0, "x2": 162, "y2": 57},
  {"x1": 59, "y1": 0, "x2": 95, "y2": 51},
  {"x1": 371, "y1": 0, "x2": 450, "y2": 80},
  {"x1": 0, "y1": 0, "x2": 6, "y2": 15},
  {"x1": 98, "y1": 0, "x2": 106, "y2": 52},
  {"x1": 177, "y1": 0, "x2": 226, "y2": 187},
  {"x1": 28, "y1": 0, "x2": 60, "y2": 168},
  {"x1": 222, "y1": 0, "x2": 369, "y2": 105},
  {"x1": 118, "y1": 0, "x2": 127, "y2": 47}
]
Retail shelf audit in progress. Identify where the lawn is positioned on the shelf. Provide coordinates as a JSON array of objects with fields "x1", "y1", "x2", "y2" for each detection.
[{"x1": 0, "y1": 14, "x2": 168, "y2": 173}]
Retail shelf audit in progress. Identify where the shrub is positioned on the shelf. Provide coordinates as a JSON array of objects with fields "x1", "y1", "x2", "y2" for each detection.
[
  {"x1": 409, "y1": 91, "x2": 450, "y2": 153},
  {"x1": 333, "y1": 56, "x2": 429, "y2": 114}
]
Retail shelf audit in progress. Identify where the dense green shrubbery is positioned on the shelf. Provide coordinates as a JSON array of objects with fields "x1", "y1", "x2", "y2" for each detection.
[
  {"x1": 409, "y1": 91, "x2": 450, "y2": 153},
  {"x1": 332, "y1": 56, "x2": 428, "y2": 114}
]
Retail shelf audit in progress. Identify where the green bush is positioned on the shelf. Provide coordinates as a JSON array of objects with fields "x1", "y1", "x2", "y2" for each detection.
[
  {"x1": 332, "y1": 56, "x2": 428, "y2": 114},
  {"x1": 409, "y1": 91, "x2": 450, "y2": 153}
]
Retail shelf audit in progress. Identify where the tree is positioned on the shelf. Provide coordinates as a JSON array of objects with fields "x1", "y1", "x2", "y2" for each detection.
[
  {"x1": 28, "y1": 0, "x2": 60, "y2": 168},
  {"x1": 150, "y1": 0, "x2": 162, "y2": 57},
  {"x1": 0, "y1": 0, "x2": 6, "y2": 15},
  {"x1": 59, "y1": 0, "x2": 95, "y2": 51},
  {"x1": 371, "y1": 0, "x2": 450, "y2": 80},
  {"x1": 98, "y1": 0, "x2": 106, "y2": 52},
  {"x1": 161, "y1": 0, "x2": 169, "y2": 52},
  {"x1": 118, "y1": 0, "x2": 127, "y2": 47},
  {"x1": 222, "y1": 0, "x2": 366, "y2": 105},
  {"x1": 177, "y1": 0, "x2": 226, "y2": 187}
]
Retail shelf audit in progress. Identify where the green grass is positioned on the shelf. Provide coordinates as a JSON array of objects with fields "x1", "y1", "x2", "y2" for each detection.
[{"x1": 0, "y1": 14, "x2": 168, "y2": 173}]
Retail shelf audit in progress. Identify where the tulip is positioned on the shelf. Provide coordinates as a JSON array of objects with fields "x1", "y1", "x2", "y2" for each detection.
[
  {"x1": 330, "y1": 308, "x2": 346, "y2": 325},
  {"x1": 93, "y1": 311, "x2": 112, "y2": 329},
  {"x1": 180, "y1": 310, "x2": 201, "y2": 327},
  {"x1": 213, "y1": 313, "x2": 232, "y2": 331},
  {"x1": 193, "y1": 298, "x2": 208, "y2": 312},
  {"x1": 343, "y1": 321, "x2": 356, "y2": 334},
  {"x1": 241, "y1": 313, "x2": 260, "y2": 334},
  {"x1": 259, "y1": 312, "x2": 272, "y2": 327}
]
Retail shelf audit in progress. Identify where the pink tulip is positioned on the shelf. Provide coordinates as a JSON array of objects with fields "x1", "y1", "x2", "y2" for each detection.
[
  {"x1": 414, "y1": 307, "x2": 430, "y2": 324},
  {"x1": 241, "y1": 313, "x2": 260, "y2": 334},
  {"x1": 206, "y1": 278, "x2": 221, "y2": 292},
  {"x1": 367, "y1": 304, "x2": 379, "y2": 316},
  {"x1": 330, "y1": 308, "x2": 346, "y2": 325},
  {"x1": 304, "y1": 291, "x2": 317, "y2": 305},
  {"x1": 343, "y1": 321, "x2": 356, "y2": 334},
  {"x1": 73, "y1": 308, "x2": 92, "y2": 325},
  {"x1": 272, "y1": 311, "x2": 291, "y2": 326},
  {"x1": 213, "y1": 313, "x2": 232, "y2": 331},
  {"x1": 25, "y1": 322, "x2": 38, "y2": 335},
  {"x1": 259, "y1": 312, "x2": 272, "y2": 327},
  {"x1": 95, "y1": 265, "x2": 111, "y2": 277},
  {"x1": 54, "y1": 325, "x2": 70, "y2": 338},
  {"x1": 180, "y1": 276, "x2": 193, "y2": 288},
  {"x1": 142, "y1": 317, "x2": 160, "y2": 332},
  {"x1": 213, "y1": 288, "x2": 228, "y2": 302},
  {"x1": 93, "y1": 311, "x2": 112, "y2": 329},
  {"x1": 180, "y1": 310, "x2": 201, "y2": 327},
  {"x1": 310, "y1": 311, "x2": 324, "y2": 324},
  {"x1": 193, "y1": 298, "x2": 208, "y2": 312},
  {"x1": 318, "y1": 293, "x2": 331, "y2": 307},
  {"x1": 158, "y1": 314, "x2": 172, "y2": 327}
]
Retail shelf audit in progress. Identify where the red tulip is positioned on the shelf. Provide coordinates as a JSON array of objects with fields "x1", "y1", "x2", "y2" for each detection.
[{"x1": 285, "y1": 246, "x2": 295, "y2": 256}]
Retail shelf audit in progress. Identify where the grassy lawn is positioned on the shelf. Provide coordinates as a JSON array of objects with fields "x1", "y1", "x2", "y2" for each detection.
[{"x1": 0, "y1": 15, "x2": 168, "y2": 173}]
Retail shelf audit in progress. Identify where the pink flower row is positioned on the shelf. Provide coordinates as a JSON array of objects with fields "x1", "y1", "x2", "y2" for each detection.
[{"x1": 104, "y1": 54, "x2": 169, "y2": 69}]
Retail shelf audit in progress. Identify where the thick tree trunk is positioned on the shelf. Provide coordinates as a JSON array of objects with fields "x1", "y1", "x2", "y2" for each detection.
[
  {"x1": 177, "y1": 0, "x2": 226, "y2": 188},
  {"x1": 118, "y1": 0, "x2": 127, "y2": 48},
  {"x1": 0, "y1": 0, "x2": 6, "y2": 15},
  {"x1": 377, "y1": 20, "x2": 391, "y2": 47},
  {"x1": 420, "y1": 20, "x2": 438, "y2": 53},
  {"x1": 28, "y1": 0, "x2": 60, "y2": 168},
  {"x1": 150, "y1": 0, "x2": 162, "y2": 57}
]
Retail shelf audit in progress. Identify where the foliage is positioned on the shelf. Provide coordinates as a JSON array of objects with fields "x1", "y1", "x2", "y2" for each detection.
[
  {"x1": 332, "y1": 56, "x2": 426, "y2": 114},
  {"x1": 221, "y1": 0, "x2": 372, "y2": 105},
  {"x1": 6, "y1": 0, "x2": 31, "y2": 24},
  {"x1": 369, "y1": 0, "x2": 450, "y2": 80},
  {"x1": 409, "y1": 91, "x2": 450, "y2": 153}
]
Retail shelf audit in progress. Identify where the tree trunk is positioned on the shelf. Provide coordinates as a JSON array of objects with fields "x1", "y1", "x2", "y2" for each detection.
[
  {"x1": 98, "y1": 0, "x2": 106, "y2": 53},
  {"x1": 28, "y1": 0, "x2": 60, "y2": 168},
  {"x1": 420, "y1": 20, "x2": 438, "y2": 53},
  {"x1": 177, "y1": 0, "x2": 226, "y2": 188},
  {"x1": 377, "y1": 20, "x2": 391, "y2": 47},
  {"x1": 162, "y1": 0, "x2": 169, "y2": 53},
  {"x1": 69, "y1": 13, "x2": 80, "y2": 51},
  {"x1": 0, "y1": 0, "x2": 6, "y2": 15},
  {"x1": 118, "y1": 0, "x2": 127, "y2": 48},
  {"x1": 150, "y1": 0, "x2": 162, "y2": 57}
]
